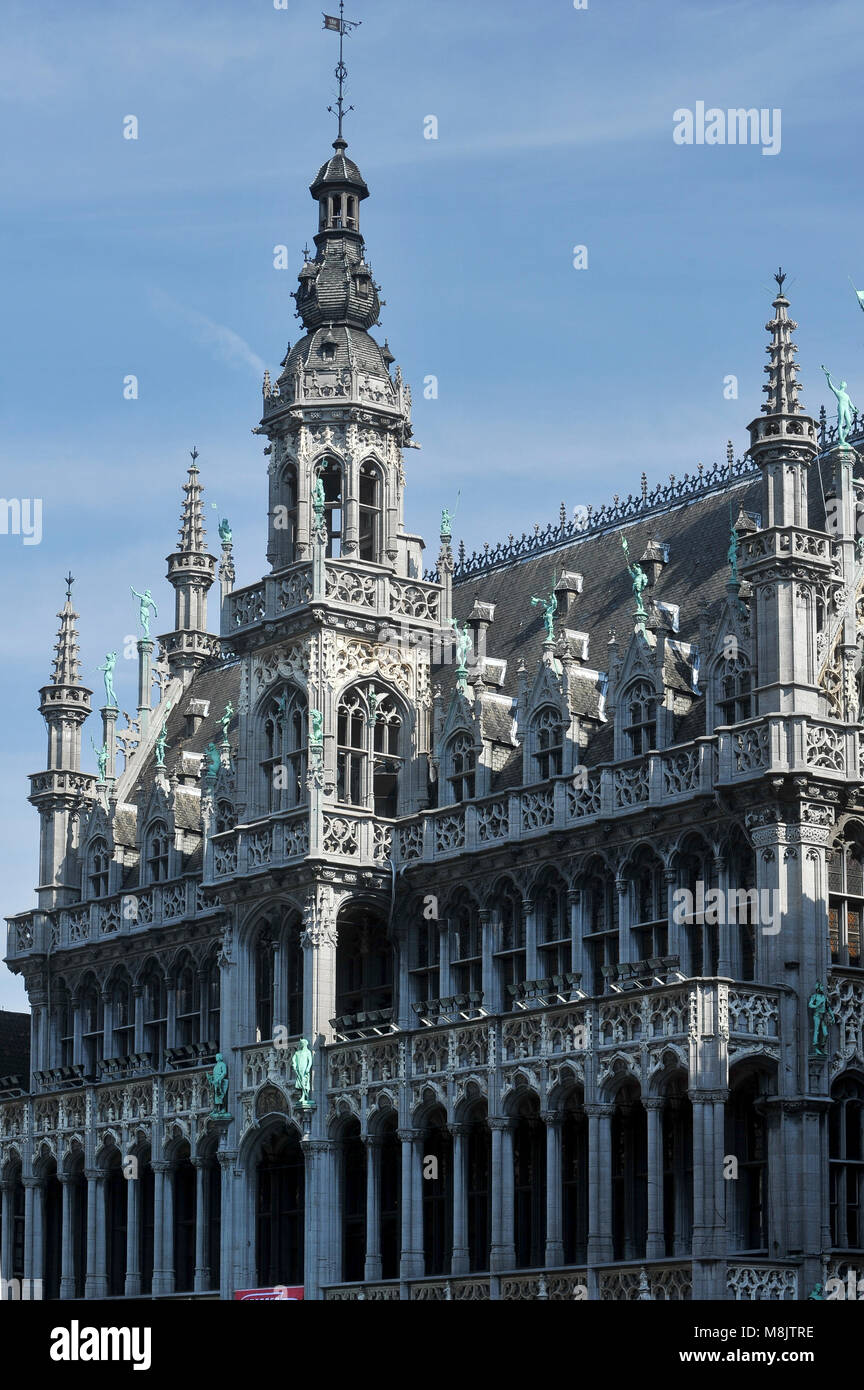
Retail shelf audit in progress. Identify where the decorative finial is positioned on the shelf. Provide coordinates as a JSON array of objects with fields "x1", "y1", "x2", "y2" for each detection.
[
  {"x1": 774, "y1": 266, "x2": 786, "y2": 294},
  {"x1": 64, "y1": 571, "x2": 75, "y2": 600},
  {"x1": 190, "y1": 446, "x2": 199, "y2": 465},
  {"x1": 324, "y1": 1, "x2": 361, "y2": 143}
]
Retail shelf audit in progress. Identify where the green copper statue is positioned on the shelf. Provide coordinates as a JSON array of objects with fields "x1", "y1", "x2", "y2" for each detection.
[
  {"x1": 130, "y1": 586, "x2": 158, "y2": 639},
  {"x1": 204, "y1": 740, "x2": 222, "y2": 777},
  {"x1": 310, "y1": 709, "x2": 324, "y2": 746},
  {"x1": 312, "y1": 476, "x2": 326, "y2": 535},
  {"x1": 220, "y1": 701, "x2": 234, "y2": 741},
  {"x1": 808, "y1": 980, "x2": 835, "y2": 1055},
  {"x1": 91, "y1": 738, "x2": 109, "y2": 781},
  {"x1": 208, "y1": 1053, "x2": 229, "y2": 1116},
  {"x1": 367, "y1": 685, "x2": 380, "y2": 725},
  {"x1": 821, "y1": 365, "x2": 857, "y2": 447},
  {"x1": 531, "y1": 582, "x2": 558, "y2": 641},
  {"x1": 450, "y1": 618, "x2": 471, "y2": 682},
  {"x1": 440, "y1": 490, "x2": 460, "y2": 539},
  {"x1": 807, "y1": 1283, "x2": 825, "y2": 1300},
  {"x1": 97, "y1": 651, "x2": 118, "y2": 708},
  {"x1": 154, "y1": 707, "x2": 171, "y2": 769},
  {"x1": 621, "y1": 537, "x2": 649, "y2": 620},
  {"x1": 291, "y1": 1038, "x2": 313, "y2": 1107}
]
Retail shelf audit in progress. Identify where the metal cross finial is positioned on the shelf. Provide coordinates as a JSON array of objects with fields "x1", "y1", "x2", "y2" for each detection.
[
  {"x1": 774, "y1": 266, "x2": 786, "y2": 293},
  {"x1": 324, "y1": 1, "x2": 361, "y2": 141},
  {"x1": 64, "y1": 572, "x2": 75, "y2": 600},
  {"x1": 190, "y1": 446, "x2": 199, "y2": 464}
]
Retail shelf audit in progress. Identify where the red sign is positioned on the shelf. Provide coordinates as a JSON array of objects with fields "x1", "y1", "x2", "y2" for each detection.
[{"x1": 234, "y1": 1286, "x2": 304, "y2": 1301}]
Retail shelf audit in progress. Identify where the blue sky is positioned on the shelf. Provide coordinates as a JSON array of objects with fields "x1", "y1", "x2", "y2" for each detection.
[{"x1": 2, "y1": 0, "x2": 864, "y2": 1008}]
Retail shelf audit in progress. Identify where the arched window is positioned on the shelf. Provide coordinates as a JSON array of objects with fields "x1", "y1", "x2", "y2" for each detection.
[
  {"x1": 255, "y1": 932, "x2": 275, "y2": 1042},
  {"x1": 256, "y1": 1129, "x2": 304, "y2": 1287},
  {"x1": 495, "y1": 881, "x2": 526, "y2": 1005},
  {"x1": 252, "y1": 911, "x2": 303, "y2": 1042},
  {"x1": 80, "y1": 976, "x2": 103, "y2": 1078},
  {"x1": 340, "y1": 1118, "x2": 366, "y2": 1281},
  {"x1": 726, "y1": 1072, "x2": 768, "y2": 1251},
  {"x1": 611, "y1": 1082, "x2": 647, "y2": 1260},
  {"x1": 513, "y1": 1095, "x2": 546, "y2": 1268},
  {"x1": 142, "y1": 964, "x2": 167, "y2": 1067},
  {"x1": 173, "y1": 1142, "x2": 196, "y2": 1293},
  {"x1": 260, "y1": 686, "x2": 307, "y2": 814},
  {"x1": 337, "y1": 686, "x2": 404, "y2": 816},
  {"x1": 446, "y1": 732, "x2": 476, "y2": 803},
  {"x1": 623, "y1": 680, "x2": 656, "y2": 756},
  {"x1": 450, "y1": 895, "x2": 482, "y2": 997},
  {"x1": 676, "y1": 840, "x2": 718, "y2": 977},
  {"x1": 630, "y1": 849, "x2": 668, "y2": 963},
  {"x1": 275, "y1": 460, "x2": 298, "y2": 565},
  {"x1": 661, "y1": 1075, "x2": 693, "y2": 1256},
  {"x1": 175, "y1": 955, "x2": 200, "y2": 1047},
  {"x1": 728, "y1": 832, "x2": 757, "y2": 981},
  {"x1": 202, "y1": 952, "x2": 221, "y2": 1049},
  {"x1": 111, "y1": 973, "x2": 134, "y2": 1058},
  {"x1": 582, "y1": 860, "x2": 619, "y2": 994},
  {"x1": 535, "y1": 873, "x2": 571, "y2": 978},
  {"x1": 828, "y1": 835, "x2": 864, "y2": 968},
  {"x1": 532, "y1": 706, "x2": 564, "y2": 779},
  {"x1": 829, "y1": 1074, "x2": 864, "y2": 1248},
  {"x1": 145, "y1": 822, "x2": 170, "y2": 885},
  {"x1": 335, "y1": 905, "x2": 393, "y2": 1020},
  {"x1": 421, "y1": 1109, "x2": 453, "y2": 1276},
  {"x1": 411, "y1": 909, "x2": 441, "y2": 1005},
  {"x1": 317, "y1": 458, "x2": 343, "y2": 557},
  {"x1": 358, "y1": 461, "x2": 382, "y2": 562},
  {"x1": 88, "y1": 837, "x2": 110, "y2": 898},
  {"x1": 716, "y1": 651, "x2": 752, "y2": 726},
  {"x1": 55, "y1": 981, "x2": 74, "y2": 1068}
]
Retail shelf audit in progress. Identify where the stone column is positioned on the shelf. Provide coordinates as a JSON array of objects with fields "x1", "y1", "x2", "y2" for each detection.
[
  {"x1": 542, "y1": 1111, "x2": 564, "y2": 1267},
  {"x1": 523, "y1": 898, "x2": 538, "y2": 982},
  {"x1": 124, "y1": 1165, "x2": 141, "y2": 1298},
  {"x1": 22, "y1": 1177, "x2": 36, "y2": 1290},
  {"x1": 363, "y1": 1136, "x2": 382, "y2": 1282},
  {"x1": 644, "y1": 1098, "x2": 665, "y2": 1260},
  {"x1": 714, "y1": 855, "x2": 732, "y2": 978},
  {"x1": 58, "y1": 1174, "x2": 76, "y2": 1299},
  {"x1": 101, "y1": 705, "x2": 119, "y2": 785},
  {"x1": 217, "y1": 1149, "x2": 237, "y2": 1301},
  {"x1": 133, "y1": 986, "x2": 145, "y2": 1055},
  {"x1": 137, "y1": 638, "x2": 155, "y2": 737},
  {"x1": 151, "y1": 1161, "x2": 171, "y2": 1296},
  {"x1": 0, "y1": 1180, "x2": 12, "y2": 1291},
  {"x1": 31, "y1": 1179, "x2": 45, "y2": 1295},
  {"x1": 448, "y1": 1124, "x2": 469, "y2": 1275},
  {"x1": 586, "y1": 1103, "x2": 614, "y2": 1266},
  {"x1": 397, "y1": 1129, "x2": 423, "y2": 1280},
  {"x1": 84, "y1": 1169, "x2": 107, "y2": 1298},
  {"x1": 193, "y1": 1158, "x2": 209, "y2": 1293},
  {"x1": 490, "y1": 1118, "x2": 515, "y2": 1272},
  {"x1": 301, "y1": 1138, "x2": 329, "y2": 1302}
]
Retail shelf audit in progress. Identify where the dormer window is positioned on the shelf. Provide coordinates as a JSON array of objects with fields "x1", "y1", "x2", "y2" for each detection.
[
  {"x1": 532, "y1": 706, "x2": 564, "y2": 779},
  {"x1": 88, "y1": 837, "x2": 110, "y2": 898},
  {"x1": 145, "y1": 821, "x2": 171, "y2": 884},
  {"x1": 717, "y1": 654, "x2": 752, "y2": 725}
]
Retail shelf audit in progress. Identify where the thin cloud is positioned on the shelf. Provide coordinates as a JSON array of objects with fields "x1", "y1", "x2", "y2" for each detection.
[{"x1": 149, "y1": 289, "x2": 266, "y2": 379}]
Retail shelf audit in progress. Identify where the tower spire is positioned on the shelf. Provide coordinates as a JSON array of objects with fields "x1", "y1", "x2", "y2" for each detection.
[
  {"x1": 324, "y1": 2, "x2": 361, "y2": 146},
  {"x1": 762, "y1": 267, "x2": 803, "y2": 416},
  {"x1": 178, "y1": 446, "x2": 206, "y2": 553},
  {"x1": 51, "y1": 572, "x2": 83, "y2": 686},
  {"x1": 160, "y1": 449, "x2": 216, "y2": 681}
]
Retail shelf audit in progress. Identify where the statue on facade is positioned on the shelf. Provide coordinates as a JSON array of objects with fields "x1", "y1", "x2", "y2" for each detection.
[
  {"x1": 91, "y1": 739, "x2": 109, "y2": 781},
  {"x1": 312, "y1": 476, "x2": 326, "y2": 536},
  {"x1": 440, "y1": 489, "x2": 460, "y2": 539},
  {"x1": 821, "y1": 365, "x2": 857, "y2": 447},
  {"x1": 808, "y1": 980, "x2": 835, "y2": 1055},
  {"x1": 219, "y1": 701, "x2": 234, "y2": 741},
  {"x1": 530, "y1": 582, "x2": 558, "y2": 641},
  {"x1": 204, "y1": 740, "x2": 222, "y2": 777},
  {"x1": 154, "y1": 707, "x2": 171, "y2": 768},
  {"x1": 450, "y1": 618, "x2": 471, "y2": 672},
  {"x1": 807, "y1": 1283, "x2": 825, "y2": 1300},
  {"x1": 621, "y1": 537, "x2": 649, "y2": 620},
  {"x1": 292, "y1": 1038, "x2": 313, "y2": 1107},
  {"x1": 367, "y1": 685, "x2": 380, "y2": 725},
  {"x1": 212, "y1": 503, "x2": 232, "y2": 546},
  {"x1": 130, "y1": 586, "x2": 158, "y2": 639},
  {"x1": 310, "y1": 708, "x2": 324, "y2": 746},
  {"x1": 208, "y1": 1053, "x2": 229, "y2": 1116},
  {"x1": 97, "y1": 651, "x2": 118, "y2": 708}
]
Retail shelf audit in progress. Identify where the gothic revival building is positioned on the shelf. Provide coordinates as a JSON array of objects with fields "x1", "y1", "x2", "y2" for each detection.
[{"x1": 4, "y1": 118, "x2": 864, "y2": 1302}]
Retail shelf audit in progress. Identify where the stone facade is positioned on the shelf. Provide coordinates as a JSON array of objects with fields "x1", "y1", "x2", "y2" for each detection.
[{"x1": 3, "y1": 146, "x2": 864, "y2": 1303}]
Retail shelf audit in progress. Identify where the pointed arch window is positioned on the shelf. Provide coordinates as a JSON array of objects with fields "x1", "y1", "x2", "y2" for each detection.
[
  {"x1": 829, "y1": 1075, "x2": 864, "y2": 1248},
  {"x1": 630, "y1": 850, "x2": 669, "y2": 963},
  {"x1": 532, "y1": 706, "x2": 564, "y2": 780},
  {"x1": 275, "y1": 460, "x2": 298, "y2": 565},
  {"x1": 337, "y1": 686, "x2": 404, "y2": 816},
  {"x1": 582, "y1": 862, "x2": 619, "y2": 995},
  {"x1": 145, "y1": 822, "x2": 170, "y2": 885},
  {"x1": 255, "y1": 932, "x2": 275, "y2": 1042},
  {"x1": 111, "y1": 974, "x2": 134, "y2": 1058},
  {"x1": 446, "y1": 732, "x2": 476, "y2": 803},
  {"x1": 261, "y1": 686, "x2": 307, "y2": 814},
  {"x1": 495, "y1": 882, "x2": 526, "y2": 1004},
  {"x1": 358, "y1": 461, "x2": 382, "y2": 562},
  {"x1": 175, "y1": 955, "x2": 201, "y2": 1047},
  {"x1": 717, "y1": 652, "x2": 752, "y2": 725},
  {"x1": 88, "y1": 837, "x2": 110, "y2": 898},
  {"x1": 624, "y1": 681, "x2": 657, "y2": 756},
  {"x1": 536, "y1": 874, "x2": 571, "y2": 977},
  {"x1": 828, "y1": 836, "x2": 864, "y2": 969},
  {"x1": 142, "y1": 965, "x2": 167, "y2": 1067},
  {"x1": 450, "y1": 896, "x2": 482, "y2": 996},
  {"x1": 80, "y1": 978, "x2": 104, "y2": 1078},
  {"x1": 317, "y1": 458, "x2": 343, "y2": 558}
]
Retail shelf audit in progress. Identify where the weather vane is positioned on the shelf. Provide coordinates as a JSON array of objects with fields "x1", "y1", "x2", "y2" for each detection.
[{"x1": 323, "y1": 2, "x2": 361, "y2": 141}]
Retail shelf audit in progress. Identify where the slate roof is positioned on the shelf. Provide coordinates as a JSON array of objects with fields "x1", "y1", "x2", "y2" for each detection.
[{"x1": 0, "y1": 1011, "x2": 30, "y2": 1079}]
